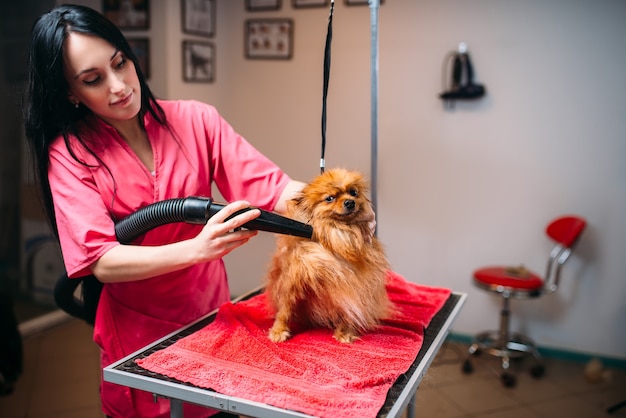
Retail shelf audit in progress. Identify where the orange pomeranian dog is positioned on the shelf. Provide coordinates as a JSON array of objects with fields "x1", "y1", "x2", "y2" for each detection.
[{"x1": 266, "y1": 168, "x2": 391, "y2": 343}]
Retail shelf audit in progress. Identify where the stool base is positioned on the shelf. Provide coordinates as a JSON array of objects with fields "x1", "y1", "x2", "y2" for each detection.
[{"x1": 462, "y1": 330, "x2": 545, "y2": 387}]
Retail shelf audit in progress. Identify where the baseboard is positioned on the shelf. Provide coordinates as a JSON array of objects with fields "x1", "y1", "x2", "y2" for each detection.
[
  {"x1": 18, "y1": 309, "x2": 72, "y2": 338},
  {"x1": 447, "y1": 332, "x2": 626, "y2": 370}
]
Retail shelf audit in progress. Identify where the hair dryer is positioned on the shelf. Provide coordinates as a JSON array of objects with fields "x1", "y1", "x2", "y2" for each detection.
[{"x1": 115, "y1": 196, "x2": 313, "y2": 243}]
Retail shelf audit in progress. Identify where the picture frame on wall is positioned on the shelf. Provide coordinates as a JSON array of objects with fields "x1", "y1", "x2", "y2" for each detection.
[
  {"x1": 103, "y1": 0, "x2": 150, "y2": 30},
  {"x1": 245, "y1": 0, "x2": 281, "y2": 12},
  {"x1": 345, "y1": 0, "x2": 384, "y2": 5},
  {"x1": 182, "y1": 0, "x2": 215, "y2": 38},
  {"x1": 127, "y1": 38, "x2": 150, "y2": 79},
  {"x1": 183, "y1": 40, "x2": 214, "y2": 82},
  {"x1": 293, "y1": 0, "x2": 328, "y2": 8},
  {"x1": 245, "y1": 19, "x2": 293, "y2": 60}
]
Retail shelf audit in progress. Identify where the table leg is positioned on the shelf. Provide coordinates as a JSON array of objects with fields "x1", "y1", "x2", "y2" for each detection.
[
  {"x1": 406, "y1": 393, "x2": 416, "y2": 418},
  {"x1": 170, "y1": 398, "x2": 184, "y2": 418}
]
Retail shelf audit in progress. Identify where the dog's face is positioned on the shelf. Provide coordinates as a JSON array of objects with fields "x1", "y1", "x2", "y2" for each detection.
[{"x1": 291, "y1": 168, "x2": 371, "y2": 224}]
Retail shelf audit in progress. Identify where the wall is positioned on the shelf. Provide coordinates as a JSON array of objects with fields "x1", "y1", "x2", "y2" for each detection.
[
  {"x1": 0, "y1": 3, "x2": 29, "y2": 291},
  {"x1": 74, "y1": 0, "x2": 626, "y2": 360},
  {"x1": 3, "y1": 0, "x2": 60, "y2": 305}
]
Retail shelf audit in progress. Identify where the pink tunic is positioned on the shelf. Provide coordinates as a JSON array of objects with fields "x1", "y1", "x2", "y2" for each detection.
[{"x1": 48, "y1": 100, "x2": 291, "y2": 417}]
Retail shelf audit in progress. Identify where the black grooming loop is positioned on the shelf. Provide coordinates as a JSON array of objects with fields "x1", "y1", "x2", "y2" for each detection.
[
  {"x1": 439, "y1": 42, "x2": 486, "y2": 109},
  {"x1": 320, "y1": 0, "x2": 335, "y2": 174}
]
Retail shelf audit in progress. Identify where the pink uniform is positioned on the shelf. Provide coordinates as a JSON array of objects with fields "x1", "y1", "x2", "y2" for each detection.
[{"x1": 48, "y1": 100, "x2": 291, "y2": 417}]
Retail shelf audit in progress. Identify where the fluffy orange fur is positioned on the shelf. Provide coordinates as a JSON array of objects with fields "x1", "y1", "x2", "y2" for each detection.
[{"x1": 266, "y1": 168, "x2": 391, "y2": 343}]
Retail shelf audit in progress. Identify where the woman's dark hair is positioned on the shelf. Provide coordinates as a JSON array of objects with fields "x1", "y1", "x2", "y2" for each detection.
[{"x1": 23, "y1": 4, "x2": 166, "y2": 234}]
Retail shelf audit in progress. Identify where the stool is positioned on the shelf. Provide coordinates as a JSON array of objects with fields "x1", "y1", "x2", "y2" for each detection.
[{"x1": 462, "y1": 215, "x2": 586, "y2": 387}]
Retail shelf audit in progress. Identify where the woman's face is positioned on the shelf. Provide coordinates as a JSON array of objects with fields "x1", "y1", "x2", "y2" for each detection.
[{"x1": 63, "y1": 32, "x2": 141, "y2": 127}]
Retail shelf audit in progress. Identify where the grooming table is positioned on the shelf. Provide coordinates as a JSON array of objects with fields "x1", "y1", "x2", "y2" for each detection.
[{"x1": 104, "y1": 288, "x2": 466, "y2": 418}]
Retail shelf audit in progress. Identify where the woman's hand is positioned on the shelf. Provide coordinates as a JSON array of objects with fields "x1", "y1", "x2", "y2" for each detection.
[{"x1": 192, "y1": 200, "x2": 261, "y2": 261}]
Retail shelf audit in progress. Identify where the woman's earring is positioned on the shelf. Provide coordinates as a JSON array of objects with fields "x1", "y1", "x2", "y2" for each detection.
[{"x1": 74, "y1": 102, "x2": 80, "y2": 109}]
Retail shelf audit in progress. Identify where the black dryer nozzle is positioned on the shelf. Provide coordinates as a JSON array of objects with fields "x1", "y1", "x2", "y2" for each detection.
[{"x1": 207, "y1": 201, "x2": 313, "y2": 239}]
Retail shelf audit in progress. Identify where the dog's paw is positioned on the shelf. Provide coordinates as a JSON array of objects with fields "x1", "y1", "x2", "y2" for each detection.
[
  {"x1": 333, "y1": 329, "x2": 359, "y2": 344},
  {"x1": 269, "y1": 326, "x2": 291, "y2": 343}
]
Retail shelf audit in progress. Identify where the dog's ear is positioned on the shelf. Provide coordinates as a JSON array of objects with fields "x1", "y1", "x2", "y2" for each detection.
[
  {"x1": 286, "y1": 194, "x2": 304, "y2": 215},
  {"x1": 290, "y1": 193, "x2": 303, "y2": 208},
  {"x1": 288, "y1": 193, "x2": 314, "y2": 222}
]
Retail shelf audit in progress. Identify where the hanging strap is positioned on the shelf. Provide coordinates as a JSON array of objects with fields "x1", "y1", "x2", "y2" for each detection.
[{"x1": 320, "y1": 0, "x2": 335, "y2": 174}]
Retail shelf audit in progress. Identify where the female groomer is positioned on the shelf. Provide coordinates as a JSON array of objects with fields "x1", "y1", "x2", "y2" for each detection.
[{"x1": 24, "y1": 4, "x2": 304, "y2": 417}]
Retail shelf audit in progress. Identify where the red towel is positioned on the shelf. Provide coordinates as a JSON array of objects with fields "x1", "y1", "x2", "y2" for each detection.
[{"x1": 137, "y1": 271, "x2": 451, "y2": 417}]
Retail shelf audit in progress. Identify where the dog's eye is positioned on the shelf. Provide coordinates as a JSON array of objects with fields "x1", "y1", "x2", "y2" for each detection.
[
  {"x1": 325, "y1": 196, "x2": 335, "y2": 203},
  {"x1": 349, "y1": 189, "x2": 358, "y2": 197}
]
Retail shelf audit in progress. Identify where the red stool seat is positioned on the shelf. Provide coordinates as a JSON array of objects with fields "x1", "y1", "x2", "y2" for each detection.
[{"x1": 474, "y1": 266, "x2": 544, "y2": 292}]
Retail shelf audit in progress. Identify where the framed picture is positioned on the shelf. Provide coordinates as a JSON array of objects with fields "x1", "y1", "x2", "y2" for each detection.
[
  {"x1": 182, "y1": 0, "x2": 215, "y2": 38},
  {"x1": 103, "y1": 0, "x2": 150, "y2": 30},
  {"x1": 127, "y1": 38, "x2": 150, "y2": 79},
  {"x1": 293, "y1": 0, "x2": 328, "y2": 7},
  {"x1": 345, "y1": 0, "x2": 384, "y2": 5},
  {"x1": 245, "y1": 0, "x2": 281, "y2": 11},
  {"x1": 245, "y1": 19, "x2": 293, "y2": 60},
  {"x1": 183, "y1": 40, "x2": 214, "y2": 82}
]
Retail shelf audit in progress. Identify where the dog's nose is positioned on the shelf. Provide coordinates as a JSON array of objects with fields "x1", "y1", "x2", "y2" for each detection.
[{"x1": 344, "y1": 199, "x2": 355, "y2": 210}]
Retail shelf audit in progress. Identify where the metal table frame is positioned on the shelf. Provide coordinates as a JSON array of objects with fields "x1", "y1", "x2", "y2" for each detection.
[{"x1": 104, "y1": 288, "x2": 466, "y2": 418}]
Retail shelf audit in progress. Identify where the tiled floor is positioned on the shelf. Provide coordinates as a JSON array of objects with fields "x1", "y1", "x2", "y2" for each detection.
[
  {"x1": 1, "y1": 318, "x2": 624, "y2": 418},
  {"x1": 413, "y1": 342, "x2": 626, "y2": 418}
]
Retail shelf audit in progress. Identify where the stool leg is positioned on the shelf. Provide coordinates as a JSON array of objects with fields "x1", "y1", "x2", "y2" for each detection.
[
  {"x1": 498, "y1": 297, "x2": 511, "y2": 347},
  {"x1": 498, "y1": 299, "x2": 512, "y2": 370},
  {"x1": 498, "y1": 297, "x2": 518, "y2": 387}
]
